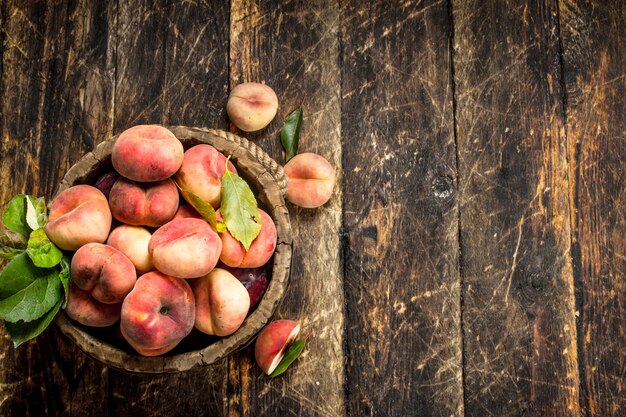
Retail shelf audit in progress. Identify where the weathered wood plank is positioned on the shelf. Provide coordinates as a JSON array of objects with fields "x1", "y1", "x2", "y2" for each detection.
[
  {"x1": 113, "y1": 0, "x2": 168, "y2": 129},
  {"x1": 228, "y1": 1, "x2": 344, "y2": 416},
  {"x1": 341, "y1": 1, "x2": 463, "y2": 416},
  {"x1": 559, "y1": 1, "x2": 626, "y2": 415},
  {"x1": 108, "y1": 1, "x2": 230, "y2": 415},
  {"x1": 0, "y1": 0, "x2": 114, "y2": 415},
  {"x1": 453, "y1": 1, "x2": 579, "y2": 415}
]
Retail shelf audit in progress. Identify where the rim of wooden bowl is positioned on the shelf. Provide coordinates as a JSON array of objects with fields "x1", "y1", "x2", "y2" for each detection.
[{"x1": 53, "y1": 126, "x2": 292, "y2": 373}]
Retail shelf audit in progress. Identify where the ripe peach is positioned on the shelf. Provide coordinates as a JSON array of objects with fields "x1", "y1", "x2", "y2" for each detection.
[
  {"x1": 174, "y1": 144, "x2": 237, "y2": 208},
  {"x1": 107, "y1": 225, "x2": 154, "y2": 274},
  {"x1": 149, "y1": 218, "x2": 222, "y2": 278},
  {"x1": 65, "y1": 282, "x2": 122, "y2": 327},
  {"x1": 108, "y1": 177, "x2": 179, "y2": 227},
  {"x1": 71, "y1": 243, "x2": 137, "y2": 304},
  {"x1": 171, "y1": 204, "x2": 202, "y2": 221},
  {"x1": 284, "y1": 153, "x2": 335, "y2": 208},
  {"x1": 45, "y1": 185, "x2": 112, "y2": 251},
  {"x1": 254, "y1": 320, "x2": 301, "y2": 375},
  {"x1": 217, "y1": 209, "x2": 276, "y2": 268},
  {"x1": 226, "y1": 82, "x2": 278, "y2": 132},
  {"x1": 191, "y1": 268, "x2": 250, "y2": 336},
  {"x1": 120, "y1": 271, "x2": 195, "y2": 356},
  {"x1": 112, "y1": 125, "x2": 184, "y2": 182}
]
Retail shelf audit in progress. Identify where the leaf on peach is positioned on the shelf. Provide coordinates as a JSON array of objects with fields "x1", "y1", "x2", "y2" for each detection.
[
  {"x1": 220, "y1": 170, "x2": 261, "y2": 251},
  {"x1": 175, "y1": 181, "x2": 226, "y2": 232}
]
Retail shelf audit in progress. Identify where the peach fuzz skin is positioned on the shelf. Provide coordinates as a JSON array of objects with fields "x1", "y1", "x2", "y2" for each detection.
[
  {"x1": 107, "y1": 225, "x2": 154, "y2": 274},
  {"x1": 111, "y1": 125, "x2": 184, "y2": 182},
  {"x1": 149, "y1": 218, "x2": 222, "y2": 279},
  {"x1": 65, "y1": 282, "x2": 122, "y2": 327},
  {"x1": 175, "y1": 144, "x2": 237, "y2": 209},
  {"x1": 284, "y1": 153, "x2": 335, "y2": 208},
  {"x1": 190, "y1": 268, "x2": 250, "y2": 337},
  {"x1": 120, "y1": 272, "x2": 195, "y2": 357},
  {"x1": 108, "y1": 177, "x2": 179, "y2": 227},
  {"x1": 71, "y1": 243, "x2": 137, "y2": 304},
  {"x1": 45, "y1": 185, "x2": 112, "y2": 251},
  {"x1": 254, "y1": 320, "x2": 301, "y2": 375},
  {"x1": 217, "y1": 209, "x2": 277, "y2": 268},
  {"x1": 226, "y1": 82, "x2": 278, "y2": 132}
]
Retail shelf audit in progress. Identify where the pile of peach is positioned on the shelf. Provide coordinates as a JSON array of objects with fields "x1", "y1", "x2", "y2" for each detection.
[
  {"x1": 44, "y1": 125, "x2": 282, "y2": 356},
  {"x1": 44, "y1": 82, "x2": 335, "y2": 373}
]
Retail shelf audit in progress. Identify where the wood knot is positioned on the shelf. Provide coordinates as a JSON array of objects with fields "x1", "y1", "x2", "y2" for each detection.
[{"x1": 431, "y1": 174, "x2": 455, "y2": 200}]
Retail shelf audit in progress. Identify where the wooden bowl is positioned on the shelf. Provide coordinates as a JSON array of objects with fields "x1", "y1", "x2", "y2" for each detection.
[{"x1": 53, "y1": 126, "x2": 292, "y2": 373}]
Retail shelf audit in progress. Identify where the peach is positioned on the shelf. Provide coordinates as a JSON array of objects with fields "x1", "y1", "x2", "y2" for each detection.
[
  {"x1": 226, "y1": 82, "x2": 278, "y2": 132},
  {"x1": 284, "y1": 153, "x2": 335, "y2": 208},
  {"x1": 171, "y1": 204, "x2": 202, "y2": 221},
  {"x1": 120, "y1": 271, "x2": 195, "y2": 356},
  {"x1": 149, "y1": 218, "x2": 222, "y2": 278},
  {"x1": 254, "y1": 320, "x2": 301, "y2": 375},
  {"x1": 217, "y1": 209, "x2": 276, "y2": 268},
  {"x1": 108, "y1": 177, "x2": 179, "y2": 227},
  {"x1": 174, "y1": 144, "x2": 237, "y2": 208},
  {"x1": 191, "y1": 268, "x2": 250, "y2": 336},
  {"x1": 65, "y1": 282, "x2": 122, "y2": 327},
  {"x1": 45, "y1": 185, "x2": 112, "y2": 251},
  {"x1": 71, "y1": 242, "x2": 137, "y2": 304},
  {"x1": 107, "y1": 225, "x2": 154, "y2": 274},
  {"x1": 112, "y1": 125, "x2": 184, "y2": 182}
]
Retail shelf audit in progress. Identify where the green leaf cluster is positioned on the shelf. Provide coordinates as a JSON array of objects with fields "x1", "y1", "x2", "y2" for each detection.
[{"x1": 0, "y1": 195, "x2": 69, "y2": 346}]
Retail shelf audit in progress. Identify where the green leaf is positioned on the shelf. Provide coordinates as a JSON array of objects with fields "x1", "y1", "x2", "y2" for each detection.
[
  {"x1": 3, "y1": 195, "x2": 31, "y2": 236},
  {"x1": 59, "y1": 256, "x2": 71, "y2": 308},
  {"x1": 220, "y1": 170, "x2": 262, "y2": 251},
  {"x1": 280, "y1": 107, "x2": 303, "y2": 162},
  {"x1": 0, "y1": 253, "x2": 62, "y2": 323},
  {"x1": 0, "y1": 230, "x2": 27, "y2": 260},
  {"x1": 5, "y1": 298, "x2": 62, "y2": 347},
  {"x1": 266, "y1": 339, "x2": 306, "y2": 378},
  {"x1": 26, "y1": 228, "x2": 63, "y2": 268},
  {"x1": 174, "y1": 182, "x2": 227, "y2": 232}
]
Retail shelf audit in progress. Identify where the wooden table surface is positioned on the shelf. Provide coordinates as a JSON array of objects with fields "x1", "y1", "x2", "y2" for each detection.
[{"x1": 0, "y1": 1, "x2": 624, "y2": 416}]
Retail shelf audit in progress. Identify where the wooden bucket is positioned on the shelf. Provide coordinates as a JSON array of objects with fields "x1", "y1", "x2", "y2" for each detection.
[{"x1": 53, "y1": 126, "x2": 292, "y2": 373}]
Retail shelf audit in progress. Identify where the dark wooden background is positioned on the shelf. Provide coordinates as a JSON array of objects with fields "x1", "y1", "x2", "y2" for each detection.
[{"x1": 0, "y1": 0, "x2": 624, "y2": 416}]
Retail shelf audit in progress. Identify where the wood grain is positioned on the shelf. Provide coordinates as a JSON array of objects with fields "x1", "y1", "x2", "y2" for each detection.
[
  {"x1": 0, "y1": 0, "x2": 114, "y2": 415},
  {"x1": 341, "y1": 1, "x2": 463, "y2": 416},
  {"x1": 560, "y1": 1, "x2": 626, "y2": 416},
  {"x1": 453, "y1": 0, "x2": 579, "y2": 415},
  {"x1": 108, "y1": 1, "x2": 231, "y2": 416},
  {"x1": 229, "y1": 0, "x2": 344, "y2": 416}
]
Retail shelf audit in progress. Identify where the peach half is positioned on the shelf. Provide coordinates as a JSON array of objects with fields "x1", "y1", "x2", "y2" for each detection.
[
  {"x1": 149, "y1": 218, "x2": 222, "y2": 278},
  {"x1": 45, "y1": 185, "x2": 112, "y2": 251},
  {"x1": 112, "y1": 125, "x2": 184, "y2": 182},
  {"x1": 254, "y1": 320, "x2": 301, "y2": 375},
  {"x1": 120, "y1": 272, "x2": 195, "y2": 357},
  {"x1": 191, "y1": 268, "x2": 250, "y2": 337}
]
